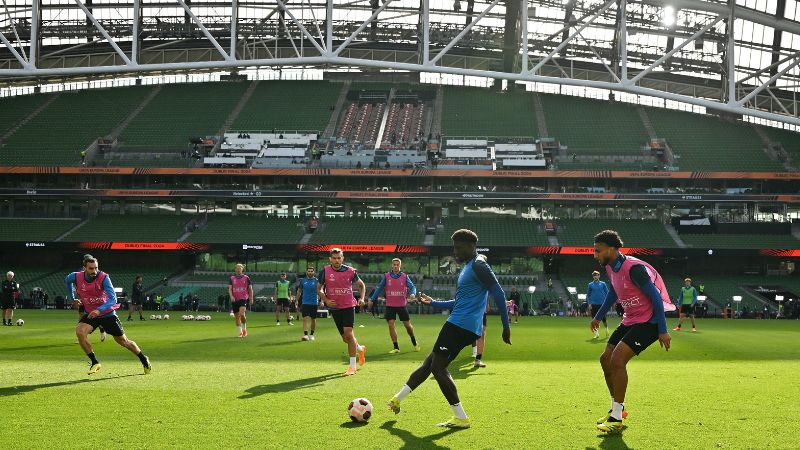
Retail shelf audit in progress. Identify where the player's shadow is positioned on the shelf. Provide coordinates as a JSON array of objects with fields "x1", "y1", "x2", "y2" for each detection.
[
  {"x1": 379, "y1": 420, "x2": 461, "y2": 449},
  {"x1": 0, "y1": 374, "x2": 137, "y2": 397},
  {"x1": 239, "y1": 373, "x2": 340, "y2": 399},
  {"x1": 587, "y1": 433, "x2": 634, "y2": 450},
  {"x1": 585, "y1": 338, "x2": 608, "y2": 344}
]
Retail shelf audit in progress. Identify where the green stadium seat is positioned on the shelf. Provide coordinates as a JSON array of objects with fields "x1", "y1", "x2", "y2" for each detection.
[
  {"x1": 540, "y1": 94, "x2": 649, "y2": 156},
  {"x1": 441, "y1": 86, "x2": 537, "y2": 137},
  {"x1": 433, "y1": 217, "x2": 548, "y2": 247}
]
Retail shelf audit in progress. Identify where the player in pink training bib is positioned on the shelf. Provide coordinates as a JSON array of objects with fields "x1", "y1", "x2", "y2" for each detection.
[
  {"x1": 369, "y1": 258, "x2": 420, "y2": 354},
  {"x1": 589, "y1": 230, "x2": 675, "y2": 433},
  {"x1": 229, "y1": 263, "x2": 254, "y2": 337},
  {"x1": 65, "y1": 254, "x2": 152, "y2": 376},
  {"x1": 317, "y1": 248, "x2": 367, "y2": 376}
]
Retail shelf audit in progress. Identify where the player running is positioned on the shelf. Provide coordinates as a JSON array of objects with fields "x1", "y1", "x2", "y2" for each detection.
[
  {"x1": 317, "y1": 248, "x2": 367, "y2": 376},
  {"x1": 229, "y1": 264, "x2": 254, "y2": 337},
  {"x1": 590, "y1": 230, "x2": 675, "y2": 433},
  {"x1": 369, "y1": 258, "x2": 420, "y2": 354},
  {"x1": 388, "y1": 229, "x2": 511, "y2": 428},
  {"x1": 296, "y1": 266, "x2": 321, "y2": 341},
  {"x1": 673, "y1": 277, "x2": 698, "y2": 332},
  {"x1": 587, "y1": 270, "x2": 610, "y2": 339},
  {"x1": 66, "y1": 254, "x2": 151, "y2": 375},
  {"x1": 274, "y1": 272, "x2": 294, "y2": 326}
]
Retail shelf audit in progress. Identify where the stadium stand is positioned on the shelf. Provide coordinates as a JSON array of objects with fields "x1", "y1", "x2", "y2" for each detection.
[
  {"x1": 119, "y1": 82, "x2": 248, "y2": 151},
  {"x1": 441, "y1": 86, "x2": 537, "y2": 137},
  {"x1": 2, "y1": 86, "x2": 152, "y2": 166},
  {"x1": 308, "y1": 217, "x2": 425, "y2": 245},
  {"x1": 432, "y1": 217, "x2": 548, "y2": 247},
  {"x1": 555, "y1": 219, "x2": 677, "y2": 248},
  {"x1": 646, "y1": 107, "x2": 784, "y2": 171},
  {"x1": 0, "y1": 93, "x2": 51, "y2": 137},
  {"x1": 61, "y1": 215, "x2": 190, "y2": 242},
  {"x1": 231, "y1": 81, "x2": 340, "y2": 131},
  {"x1": 186, "y1": 216, "x2": 305, "y2": 244},
  {"x1": 0, "y1": 218, "x2": 81, "y2": 241},
  {"x1": 679, "y1": 233, "x2": 800, "y2": 249},
  {"x1": 539, "y1": 94, "x2": 649, "y2": 155},
  {"x1": 761, "y1": 126, "x2": 800, "y2": 163}
]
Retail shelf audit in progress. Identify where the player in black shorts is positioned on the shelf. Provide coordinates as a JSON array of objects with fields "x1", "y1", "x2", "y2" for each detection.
[
  {"x1": 67, "y1": 254, "x2": 151, "y2": 375},
  {"x1": 127, "y1": 275, "x2": 145, "y2": 321},
  {"x1": 274, "y1": 272, "x2": 294, "y2": 326},
  {"x1": 368, "y1": 258, "x2": 420, "y2": 354},
  {"x1": 590, "y1": 231, "x2": 673, "y2": 433},
  {"x1": 587, "y1": 270, "x2": 610, "y2": 339},
  {"x1": 2, "y1": 271, "x2": 19, "y2": 326}
]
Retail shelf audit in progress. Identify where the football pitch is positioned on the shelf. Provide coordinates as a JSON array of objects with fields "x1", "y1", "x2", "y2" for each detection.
[{"x1": 1, "y1": 311, "x2": 797, "y2": 449}]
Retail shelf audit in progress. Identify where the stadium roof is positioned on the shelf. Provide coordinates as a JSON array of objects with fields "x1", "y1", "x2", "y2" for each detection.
[{"x1": 3, "y1": 0, "x2": 800, "y2": 125}]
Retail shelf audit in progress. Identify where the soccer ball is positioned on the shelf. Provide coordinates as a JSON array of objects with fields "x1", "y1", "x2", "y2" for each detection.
[
  {"x1": 187, "y1": 315, "x2": 194, "y2": 320},
  {"x1": 156, "y1": 315, "x2": 163, "y2": 320},
  {"x1": 163, "y1": 314, "x2": 170, "y2": 320},
  {"x1": 229, "y1": 312, "x2": 235, "y2": 317},
  {"x1": 205, "y1": 315, "x2": 211, "y2": 321},
  {"x1": 15, "y1": 319, "x2": 24, "y2": 326},
  {"x1": 181, "y1": 315, "x2": 188, "y2": 320},
  {"x1": 150, "y1": 314, "x2": 156, "y2": 320},
  {"x1": 289, "y1": 315, "x2": 295, "y2": 322},
  {"x1": 348, "y1": 398, "x2": 373, "y2": 423}
]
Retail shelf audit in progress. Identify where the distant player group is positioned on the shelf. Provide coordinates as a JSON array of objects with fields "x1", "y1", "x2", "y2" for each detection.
[{"x1": 54, "y1": 227, "x2": 689, "y2": 433}]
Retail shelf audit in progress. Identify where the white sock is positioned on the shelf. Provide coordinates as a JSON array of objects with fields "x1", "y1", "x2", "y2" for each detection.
[
  {"x1": 471, "y1": 346, "x2": 477, "y2": 357},
  {"x1": 610, "y1": 397, "x2": 614, "y2": 410},
  {"x1": 611, "y1": 401, "x2": 624, "y2": 421},
  {"x1": 349, "y1": 357, "x2": 357, "y2": 369},
  {"x1": 237, "y1": 326, "x2": 242, "y2": 334},
  {"x1": 450, "y1": 402, "x2": 468, "y2": 420},
  {"x1": 396, "y1": 384, "x2": 412, "y2": 401}
]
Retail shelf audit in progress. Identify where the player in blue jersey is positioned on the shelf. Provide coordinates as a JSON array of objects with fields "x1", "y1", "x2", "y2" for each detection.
[
  {"x1": 587, "y1": 270, "x2": 610, "y2": 339},
  {"x1": 296, "y1": 266, "x2": 321, "y2": 341},
  {"x1": 387, "y1": 229, "x2": 511, "y2": 428}
]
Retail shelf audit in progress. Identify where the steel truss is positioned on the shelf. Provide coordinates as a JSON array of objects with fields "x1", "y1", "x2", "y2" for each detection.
[{"x1": 1, "y1": 0, "x2": 800, "y2": 125}]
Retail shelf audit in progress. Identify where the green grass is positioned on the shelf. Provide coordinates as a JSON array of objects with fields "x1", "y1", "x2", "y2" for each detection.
[{"x1": 1, "y1": 312, "x2": 798, "y2": 449}]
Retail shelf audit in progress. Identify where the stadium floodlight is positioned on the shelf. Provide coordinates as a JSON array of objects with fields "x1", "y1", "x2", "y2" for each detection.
[
  {"x1": 775, "y1": 295, "x2": 784, "y2": 302},
  {"x1": 577, "y1": 294, "x2": 587, "y2": 301},
  {"x1": 732, "y1": 296, "x2": 742, "y2": 302},
  {"x1": 567, "y1": 286, "x2": 577, "y2": 295},
  {"x1": 527, "y1": 286, "x2": 536, "y2": 293},
  {"x1": 662, "y1": 6, "x2": 676, "y2": 27},
  {"x1": 697, "y1": 295, "x2": 706, "y2": 302}
]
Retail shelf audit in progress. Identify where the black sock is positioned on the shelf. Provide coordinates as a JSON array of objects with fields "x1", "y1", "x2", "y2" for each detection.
[
  {"x1": 88, "y1": 352, "x2": 99, "y2": 365},
  {"x1": 393, "y1": 341, "x2": 399, "y2": 350},
  {"x1": 410, "y1": 335, "x2": 417, "y2": 346},
  {"x1": 310, "y1": 330, "x2": 314, "y2": 335},
  {"x1": 304, "y1": 330, "x2": 308, "y2": 336},
  {"x1": 476, "y1": 353, "x2": 482, "y2": 360},
  {"x1": 136, "y1": 351, "x2": 148, "y2": 365}
]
